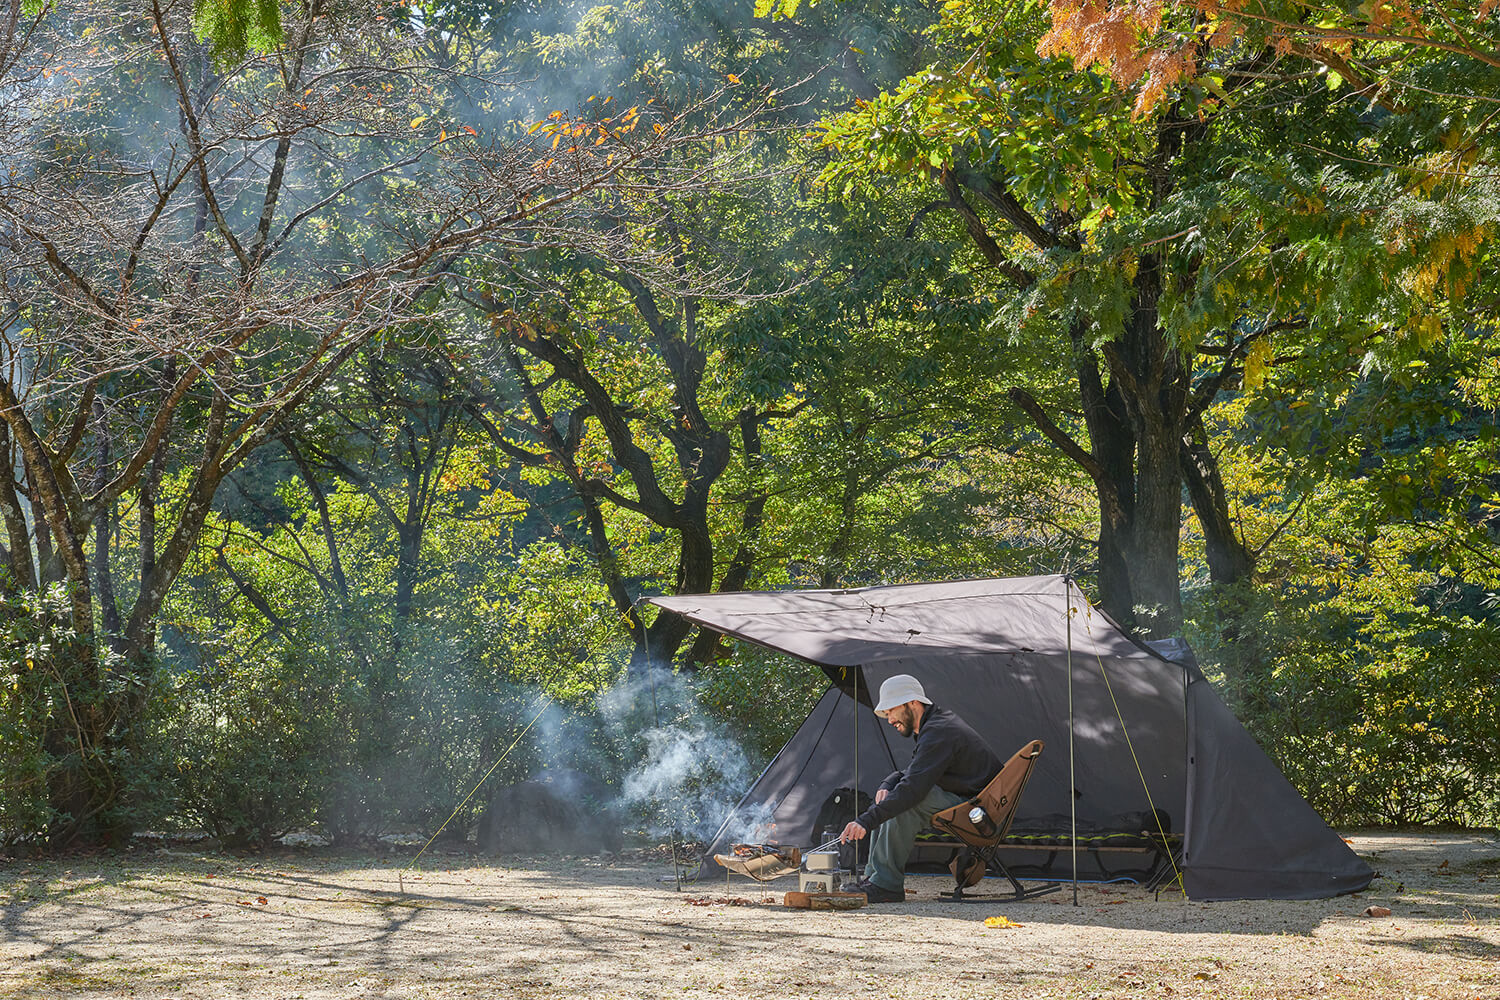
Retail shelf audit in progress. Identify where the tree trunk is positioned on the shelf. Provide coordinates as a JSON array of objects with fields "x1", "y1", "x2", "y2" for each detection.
[
  {"x1": 1182, "y1": 416, "x2": 1254, "y2": 585},
  {"x1": 0, "y1": 422, "x2": 36, "y2": 594},
  {"x1": 1125, "y1": 412, "x2": 1185, "y2": 638}
]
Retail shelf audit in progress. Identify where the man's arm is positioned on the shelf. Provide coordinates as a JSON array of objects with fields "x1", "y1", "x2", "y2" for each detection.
[
  {"x1": 852, "y1": 727, "x2": 957, "y2": 830},
  {"x1": 840, "y1": 772, "x2": 901, "y2": 841}
]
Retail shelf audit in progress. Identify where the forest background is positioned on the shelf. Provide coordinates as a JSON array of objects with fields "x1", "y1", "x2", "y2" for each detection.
[{"x1": 2, "y1": 0, "x2": 1498, "y2": 853}]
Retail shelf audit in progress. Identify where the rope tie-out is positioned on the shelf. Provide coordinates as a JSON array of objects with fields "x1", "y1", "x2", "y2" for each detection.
[
  {"x1": 1075, "y1": 590, "x2": 1186, "y2": 896},
  {"x1": 399, "y1": 696, "x2": 554, "y2": 892}
]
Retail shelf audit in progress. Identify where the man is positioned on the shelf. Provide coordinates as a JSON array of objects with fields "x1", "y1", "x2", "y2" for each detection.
[{"x1": 840, "y1": 673, "x2": 1002, "y2": 903}]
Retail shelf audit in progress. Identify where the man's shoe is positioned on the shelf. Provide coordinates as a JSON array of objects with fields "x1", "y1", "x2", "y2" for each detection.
[{"x1": 851, "y1": 878, "x2": 905, "y2": 903}]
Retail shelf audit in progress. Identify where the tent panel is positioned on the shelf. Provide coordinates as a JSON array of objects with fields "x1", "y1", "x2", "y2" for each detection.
[
  {"x1": 1184, "y1": 679, "x2": 1374, "y2": 900},
  {"x1": 860, "y1": 649, "x2": 1189, "y2": 835}
]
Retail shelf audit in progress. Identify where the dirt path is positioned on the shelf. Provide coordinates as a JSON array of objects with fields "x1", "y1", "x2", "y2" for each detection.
[{"x1": 1, "y1": 831, "x2": 1496, "y2": 999}]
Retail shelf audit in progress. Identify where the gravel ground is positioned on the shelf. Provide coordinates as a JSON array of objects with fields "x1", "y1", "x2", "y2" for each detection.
[{"x1": 1, "y1": 830, "x2": 1496, "y2": 999}]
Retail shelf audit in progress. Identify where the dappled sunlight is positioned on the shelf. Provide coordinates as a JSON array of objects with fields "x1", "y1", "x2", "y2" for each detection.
[{"x1": 1, "y1": 832, "x2": 1496, "y2": 998}]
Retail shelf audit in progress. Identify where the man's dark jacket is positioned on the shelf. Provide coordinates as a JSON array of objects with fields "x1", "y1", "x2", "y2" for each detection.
[{"x1": 855, "y1": 703, "x2": 1002, "y2": 830}]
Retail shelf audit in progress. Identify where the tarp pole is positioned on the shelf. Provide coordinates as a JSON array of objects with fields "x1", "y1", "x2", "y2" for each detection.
[
  {"x1": 852, "y1": 667, "x2": 860, "y2": 856},
  {"x1": 1181, "y1": 642, "x2": 1192, "y2": 914},
  {"x1": 1066, "y1": 576, "x2": 1078, "y2": 907}
]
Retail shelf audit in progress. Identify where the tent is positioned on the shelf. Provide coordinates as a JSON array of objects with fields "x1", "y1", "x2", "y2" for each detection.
[{"x1": 647, "y1": 574, "x2": 1373, "y2": 901}]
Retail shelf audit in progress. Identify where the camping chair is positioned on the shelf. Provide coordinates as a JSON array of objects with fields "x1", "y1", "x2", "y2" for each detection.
[{"x1": 930, "y1": 739, "x2": 1062, "y2": 902}]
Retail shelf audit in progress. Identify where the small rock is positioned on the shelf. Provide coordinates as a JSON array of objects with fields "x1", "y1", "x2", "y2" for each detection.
[{"x1": 1362, "y1": 905, "x2": 1392, "y2": 918}]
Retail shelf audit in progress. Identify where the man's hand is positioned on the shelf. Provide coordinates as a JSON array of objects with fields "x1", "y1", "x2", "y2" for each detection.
[
  {"x1": 875, "y1": 789, "x2": 889, "y2": 804},
  {"x1": 840, "y1": 820, "x2": 867, "y2": 843}
]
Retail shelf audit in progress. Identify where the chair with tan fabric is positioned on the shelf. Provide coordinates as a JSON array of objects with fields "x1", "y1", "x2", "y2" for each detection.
[{"x1": 930, "y1": 739, "x2": 1062, "y2": 901}]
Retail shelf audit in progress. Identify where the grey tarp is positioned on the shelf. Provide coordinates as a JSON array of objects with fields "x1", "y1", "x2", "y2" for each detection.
[{"x1": 649, "y1": 575, "x2": 1373, "y2": 901}]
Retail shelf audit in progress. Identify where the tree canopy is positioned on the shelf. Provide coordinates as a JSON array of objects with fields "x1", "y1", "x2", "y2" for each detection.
[{"x1": 1, "y1": 0, "x2": 1497, "y2": 848}]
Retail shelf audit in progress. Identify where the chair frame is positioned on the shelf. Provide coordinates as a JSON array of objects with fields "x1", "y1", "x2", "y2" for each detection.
[{"x1": 930, "y1": 739, "x2": 1062, "y2": 902}]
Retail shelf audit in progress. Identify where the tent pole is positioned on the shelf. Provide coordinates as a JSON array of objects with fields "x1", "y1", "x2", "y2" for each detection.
[
  {"x1": 1181, "y1": 641, "x2": 1192, "y2": 918},
  {"x1": 1066, "y1": 576, "x2": 1078, "y2": 907},
  {"x1": 852, "y1": 667, "x2": 860, "y2": 860},
  {"x1": 852, "y1": 671, "x2": 864, "y2": 839}
]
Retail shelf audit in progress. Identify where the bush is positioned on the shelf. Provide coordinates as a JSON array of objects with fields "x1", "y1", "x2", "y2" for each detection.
[
  {"x1": 164, "y1": 641, "x2": 324, "y2": 848},
  {"x1": 0, "y1": 585, "x2": 177, "y2": 848},
  {"x1": 1188, "y1": 582, "x2": 1500, "y2": 828}
]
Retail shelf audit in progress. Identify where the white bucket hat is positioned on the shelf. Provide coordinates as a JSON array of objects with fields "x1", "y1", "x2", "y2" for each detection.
[{"x1": 873, "y1": 674, "x2": 931, "y2": 717}]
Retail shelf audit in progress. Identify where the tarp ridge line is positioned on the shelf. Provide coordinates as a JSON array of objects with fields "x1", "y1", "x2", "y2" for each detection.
[{"x1": 658, "y1": 590, "x2": 1066, "y2": 617}]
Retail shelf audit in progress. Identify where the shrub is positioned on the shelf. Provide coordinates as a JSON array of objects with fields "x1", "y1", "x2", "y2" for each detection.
[
  {"x1": 1189, "y1": 582, "x2": 1500, "y2": 828},
  {"x1": 164, "y1": 641, "x2": 324, "y2": 848}
]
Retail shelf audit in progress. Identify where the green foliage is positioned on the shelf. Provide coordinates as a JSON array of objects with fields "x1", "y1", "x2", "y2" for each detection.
[
  {"x1": 0, "y1": 586, "x2": 178, "y2": 847},
  {"x1": 691, "y1": 645, "x2": 826, "y2": 761},
  {"x1": 163, "y1": 642, "x2": 323, "y2": 848},
  {"x1": 1185, "y1": 368, "x2": 1500, "y2": 828},
  {"x1": 192, "y1": 0, "x2": 283, "y2": 64},
  {"x1": 0, "y1": 590, "x2": 65, "y2": 846},
  {"x1": 162, "y1": 425, "x2": 634, "y2": 843},
  {"x1": 9, "y1": 0, "x2": 1500, "y2": 851},
  {"x1": 1189, "y1": 582, "x2": 1500, "y2": 828}
]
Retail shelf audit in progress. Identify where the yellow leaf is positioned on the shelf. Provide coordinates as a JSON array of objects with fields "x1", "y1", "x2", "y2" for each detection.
[
  {"x1": 983, "y1": 915, "x2": 1023, "y2": 928},
  {"x1": 411, "y1": 116, "x2": 427, "y2": 128},
  {"x1": 1243, "y1": 335, "x2": 1272, "y2": 390}
]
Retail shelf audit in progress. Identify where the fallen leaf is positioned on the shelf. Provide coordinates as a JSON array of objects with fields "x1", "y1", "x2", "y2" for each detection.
[
  {"x1": 983, "y1": 915, "x2": 1023, "y2": 928},
  {"x1": 257, "y1": 897, "x2": 268, "y2": 905},
  {"x1": 1193, "y1": 972, "x2": 1218, "y2": 981}
]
